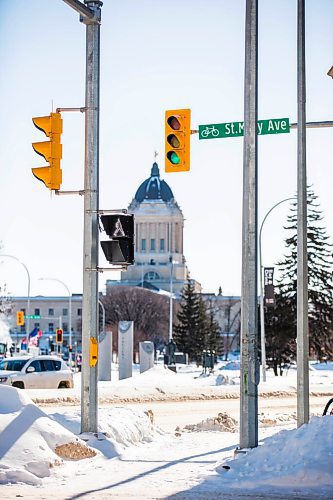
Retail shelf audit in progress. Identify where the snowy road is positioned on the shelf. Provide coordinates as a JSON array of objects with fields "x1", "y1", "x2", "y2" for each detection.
[{"x1": 41, "y1": 393, "x2": 329, "y2": 432}]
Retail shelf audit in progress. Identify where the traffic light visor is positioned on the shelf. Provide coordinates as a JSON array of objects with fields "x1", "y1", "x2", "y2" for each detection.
[
  {"x1": 32, "y1": 113, "x2": 62, "y2": 137},
  {"x1": 32, "y1": 164, "x2": 62, "y2": 191},
  {"x1": 101, "y1": 240, "x2": 134, "y2": 265}
]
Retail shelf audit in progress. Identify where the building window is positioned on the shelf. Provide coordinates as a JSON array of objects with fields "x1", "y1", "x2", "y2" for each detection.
[
  {"x1": 48, "y1": 323, "x2": 54, "y2": 332},
  {"x1": 77, "y1": 308, "x2": 82, "y2": 316},
  {"x1": 160, "y1": 238, "x2": 165, "y2": 251},
  {"x1": 63, "y1": 323, "x2": 68, "y2": 332},
  {"x1": 34, "y1": 308, "x2": 40, "y2": 316},
  {"x1": 144, "y1": 271, "x2": 160, "y2": 281},
  {"x1": 48, "y1": 308, "x2": 54, "y2": 316},
  {"x1": 150, "y1": 239, "x2": 155, "y2": 251},
  {"x1": 141, "y1": 239, "x2": 146, "y2": 251},
  {"x1": 62, "y1": 308, "x2": 68, "y2": 316}
]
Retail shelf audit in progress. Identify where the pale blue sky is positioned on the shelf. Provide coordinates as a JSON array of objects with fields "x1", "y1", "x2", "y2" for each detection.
[{"x1": 0, "y1": 0, "x2": 332, "y2": 298}]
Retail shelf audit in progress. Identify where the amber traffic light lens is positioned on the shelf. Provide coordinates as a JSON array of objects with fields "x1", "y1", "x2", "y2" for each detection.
[{"x1": 167, "y1": 134, "x2": 180, "y2": 148}]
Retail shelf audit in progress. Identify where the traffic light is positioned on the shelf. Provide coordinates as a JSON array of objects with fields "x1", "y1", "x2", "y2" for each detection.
[
  {"x1": 56, "y1": 328, "x2": 63, "y2": 344},
  {"x1": 165, "y1": 109, "x2": 191, "y2": 173},
  {"x1": 32, "y1": 111, "x2": 63, "y2": 190},
  {"x1": 16, "y1": 311, "x2": 25, "y2": 326},
  {"x1": 100, "y1": 213, "x2": 135, "y2": 265}
]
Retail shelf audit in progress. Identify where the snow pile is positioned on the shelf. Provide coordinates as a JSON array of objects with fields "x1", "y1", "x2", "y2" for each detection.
[
  {"x1": 0, "y1": 386, "x2": 156, "y2": 486},
  {"x1": 216, "y1": 415, "x2": 333, "y2": 495},
  {"x1": 183, "y1": 412, "x2": 238, "y2": 433}
]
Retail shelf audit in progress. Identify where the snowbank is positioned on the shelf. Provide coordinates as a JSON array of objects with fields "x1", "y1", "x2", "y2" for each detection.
[
  {"x1": 0, "y1": 385, "x2": 156, "y2": 486},
  {"x1": 216, "y1": 415, "x2": 333, "y2": 495}
]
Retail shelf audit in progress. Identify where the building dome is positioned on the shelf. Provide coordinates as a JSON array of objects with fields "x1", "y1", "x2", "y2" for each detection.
[{"x1": 134, "y1": 162, "x2": 174, "y2": 203}]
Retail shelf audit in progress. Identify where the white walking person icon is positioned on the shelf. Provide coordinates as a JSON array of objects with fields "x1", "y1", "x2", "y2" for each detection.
[{"x1": 113, "y1": 218, "x2": 126, "y2": 237}]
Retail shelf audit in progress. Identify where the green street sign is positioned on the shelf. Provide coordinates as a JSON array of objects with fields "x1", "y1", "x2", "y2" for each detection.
[
  {"x1": 199, "y1": 118, "x2": 290, "y2": 140},
  {"x1": 26, "y1": 314, "x2": 41, "y2": 319}
]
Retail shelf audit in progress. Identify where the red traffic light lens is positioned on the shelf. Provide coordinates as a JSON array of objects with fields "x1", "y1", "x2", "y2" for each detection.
[
  {"x1": 167, "y1": 151, "x2": 181, "y2": 165},
  {"x1": 167, "y1": 134, "x2": 180, "y2": 148},
  {"x1": 167, "y1": 116, "x2": 181, "y2": 130}
]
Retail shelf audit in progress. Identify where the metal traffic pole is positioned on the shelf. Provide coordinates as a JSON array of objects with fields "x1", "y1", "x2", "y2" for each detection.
[
  {"x1": 63, "y1": 0, "x2": 102, "y2": 434},
  {"x1": 239, "y1": 0, "x2": 259, "y2": 451},
  {"x1": 297, "y1": 0, "x2": 309, "y2": 427}
]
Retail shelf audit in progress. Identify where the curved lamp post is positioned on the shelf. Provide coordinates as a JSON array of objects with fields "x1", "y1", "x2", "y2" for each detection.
[
  {"x1": 259, "y1": 197, "x2": 295, "y2": 382},
  {"x1": 38, "y1": 277, "x2": 72, "y2": 349},
  {"x1": 169, "y1": 257, "x2": 177, "y2": 341},
  {"x1": 0, "y1": 254, "x2": 31, "y2": 342}
]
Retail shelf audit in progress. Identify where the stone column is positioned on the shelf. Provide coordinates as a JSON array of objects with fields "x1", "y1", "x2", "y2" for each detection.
[
  {"x1": 98, "y1": 331, "x2": 112, "y2": 381},
  {"x1": 139, "y1": 341, "x2": 154, "y2": 373},
  {"x1": 118, "y1": 321, "x2": 133, "y2": 380}
]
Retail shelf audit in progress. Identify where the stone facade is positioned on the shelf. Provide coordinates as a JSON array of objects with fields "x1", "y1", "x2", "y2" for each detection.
[{"x1": 106, "y1": 162, "x2": 201, "y2": 296}]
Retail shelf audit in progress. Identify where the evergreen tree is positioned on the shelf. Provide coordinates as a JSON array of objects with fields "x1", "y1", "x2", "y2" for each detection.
[
  {"x1": 265, "y1": 188, "x2": 333, "y2": 367},
  {"x1": 173, "y1": 278, "x2": 200, "y2": 362},
  {"x1": 205, "y1": 303, "x2": 222, "y2": 355},
  {"x1": 173, "y1": 280, "x2": 222, "y2": 363}
]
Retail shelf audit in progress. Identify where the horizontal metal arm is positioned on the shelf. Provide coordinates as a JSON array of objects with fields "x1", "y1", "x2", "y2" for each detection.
[{"x1": 290, "y1": 120, "x2": 333, "y2": 129}]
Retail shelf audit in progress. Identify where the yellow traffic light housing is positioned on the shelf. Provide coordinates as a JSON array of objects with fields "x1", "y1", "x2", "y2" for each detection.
[
  {"x1": 165, "y1": 109, "x2": 191, "y2": 173},
  {"x1": 16, "y1": 311, "x2": 25, "y2": 326},
  {"x1": 32, "y1": 112, "x2": 63, "y2": 190}
]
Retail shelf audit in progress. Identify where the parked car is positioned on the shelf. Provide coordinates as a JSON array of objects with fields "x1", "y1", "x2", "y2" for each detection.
[{"x1": 0, "y1": 355, "x2": 74, "y2": 389}]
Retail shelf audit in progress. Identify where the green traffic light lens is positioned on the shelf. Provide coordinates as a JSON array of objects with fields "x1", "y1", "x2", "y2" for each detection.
[
  {"x1": 167, "y1": 151, "x2": 180, "y2": 165},
  {"x1": 167, "y1": 116, "x2": 181, "y2": 130},
  {"x1": 167, "y1": 134, "x2": 180, "y2": 148}
]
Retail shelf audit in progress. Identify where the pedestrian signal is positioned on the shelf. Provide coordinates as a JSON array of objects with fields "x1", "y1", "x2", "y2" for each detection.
[{"x1": 100, "y1": 213, "x2": 135, "y2": 265}]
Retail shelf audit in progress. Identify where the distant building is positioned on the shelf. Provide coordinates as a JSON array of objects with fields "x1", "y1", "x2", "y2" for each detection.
[
  {"x1": 106, "y1": 162, "x2": 201, "y2": 295},
  {"x1": 9, "y1": 295, "x2": 83, "y2": 351}
]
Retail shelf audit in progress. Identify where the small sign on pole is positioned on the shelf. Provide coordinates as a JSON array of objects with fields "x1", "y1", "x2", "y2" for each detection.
[{"x1": 264, "y1": 267, "x2": 275, "y2": 307}]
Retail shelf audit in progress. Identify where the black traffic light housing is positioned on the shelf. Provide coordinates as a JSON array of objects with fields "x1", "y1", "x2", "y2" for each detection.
[
  {"x1": 56, "y1": 328, "x2": 63, "y2": 344},
  {"x1": 100, "y1": 213, "x2": 135, "y2": 265}
]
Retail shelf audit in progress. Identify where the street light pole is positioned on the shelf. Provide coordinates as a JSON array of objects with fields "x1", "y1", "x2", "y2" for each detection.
[
  {"x1": 169, "y1": 257, "x2": 175, "y2": 341},
  {"x1": 38, "y1": 278, "x2": 72, "y2": 350},
  {"x1": 259, "y1": 197, "x2": 295, "y2": 382},
  {"x1": 1, "y1": 254, "x2": 31, "y2": 344}
]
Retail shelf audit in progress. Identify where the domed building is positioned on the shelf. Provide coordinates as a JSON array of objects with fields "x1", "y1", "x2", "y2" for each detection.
[{"x1": 106, "y1": 162, "x2": 200, "y2": 295}]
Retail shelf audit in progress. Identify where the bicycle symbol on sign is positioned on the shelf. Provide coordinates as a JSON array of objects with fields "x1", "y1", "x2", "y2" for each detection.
[{"x1": 201, "y1": 126, "x2": 220, "y2": 138}]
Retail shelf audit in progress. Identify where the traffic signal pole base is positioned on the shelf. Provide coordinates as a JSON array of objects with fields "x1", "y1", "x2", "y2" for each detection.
[
  {"x1": 233, "y1": 447, "x2": 251, "y2": 457},
  {"x1": 80, "y1": 431, "x2": 107, "y2": 442}
]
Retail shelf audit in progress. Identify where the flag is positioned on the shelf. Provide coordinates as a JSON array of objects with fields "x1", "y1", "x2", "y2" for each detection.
[{"x1": 28, "y1": 327, "x2": 39, "y2": 347}]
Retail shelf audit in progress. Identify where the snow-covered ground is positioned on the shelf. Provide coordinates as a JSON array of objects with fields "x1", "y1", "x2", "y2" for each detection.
[{"x1": 0, "y1": 361, "x2": 332, "y2": 498}]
